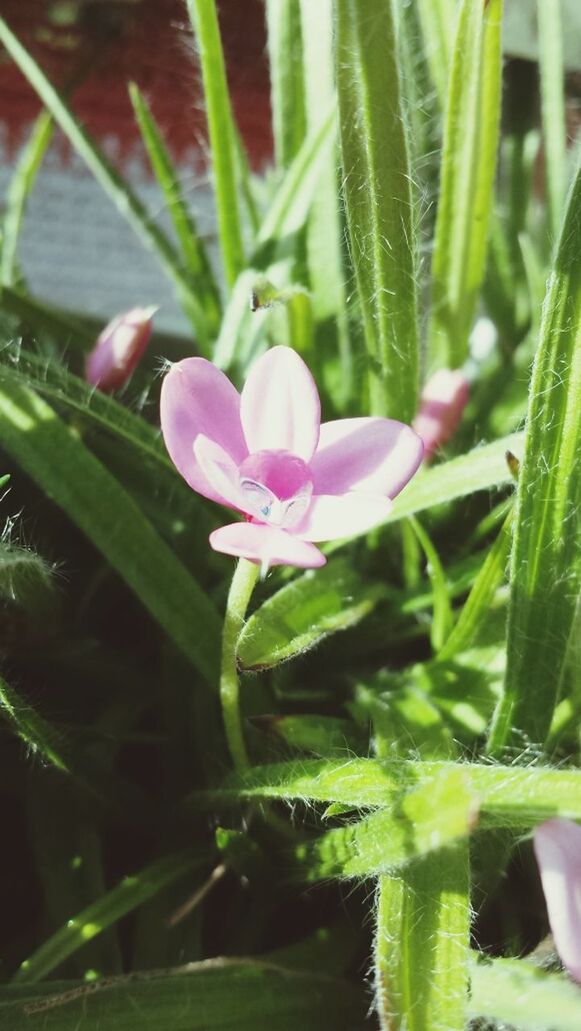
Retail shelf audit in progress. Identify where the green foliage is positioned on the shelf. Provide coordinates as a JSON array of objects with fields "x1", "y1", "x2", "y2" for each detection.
[{"x1": 0, "y1": 2, "x2": 580, "y2": 1028}]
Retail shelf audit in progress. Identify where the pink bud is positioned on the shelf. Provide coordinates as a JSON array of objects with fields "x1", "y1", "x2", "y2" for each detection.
[
  {"x1": 413, "y1": 369, "x2": 470, "y2": 460},
  {"x1": 533, "y1": 818, "x2": 581, "y2": 983},
  {"x1": 85, "y1": 306, "x2": 156, "y2": 392}
]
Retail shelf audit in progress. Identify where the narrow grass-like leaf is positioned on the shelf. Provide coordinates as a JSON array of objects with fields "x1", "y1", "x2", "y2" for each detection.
[
  {"x1": 0, "y1": 672, "x2": 69, "y2": 776},
  {"x1": 374, "y1": 844, "x2": 470, "y2": 1031},
  {"x1": 0, "y1": 349, "x2": 173, "y2": 473},
  {"x1": 212, "y1": 268, "x2": 269, "y2": 371},
  {"x1": 185, "y1": 0, "x2": 245, "y2": 289},
  {"x1": 438, "y1": 508, "x2": 512, "y2": 661},
  {"x1": 254, "y1": 110, "x2": 336, "y2": 253},
  {"x1": 415, "y1": 0, "x2": 456, "y2": 109},
  {"x1": 204, "y1": 758, "x2": 581, "y2": 824},
  {"x1": 408, "y1": 517, "x2": 453, "y2": 652},
  {"x1": 0, "y1": 18, "x2": 208, "y2": 345},
  {"x1": 1, "y1": 110, "x2": 54, "y2": 287},
  {"x1": 15, "y1": 849, "x2": 208, "y2": 983},
  {"x1": 537, "y1": 0, "x2": 567, "y2": 242},
  {"x1": 468, "y1": 955, "x2": 581, "y2": 1031},
  {"x1": 382, "y1": 432, "x2": 523, "y2": 525},
  {"x1": 334, "y1": 0, "x2": 418, "y2": 422},
  {"x1": 0, "y1": 382, "x2": 220, "y2": 683},
  {"x1": 128, "y1": 83, "x2": 221, "y2": 331},
  {"x1": 298, "y1": 770, "x2": 477, "y2": 880},
  {"x1": 237, "y1": 559, "x2": 386, "y2": 670},
  {"x1": 0, "y1": 962, "x2": 367, "y2": 1030},
  {"x1": 429, "y1": 0, "x2": 503, "y2": 368},
  {"x1": 1, "y1": 287, "x2": 95, "y2": 348},
  {"x1": 266, "y1": 0, "x2": 306, "y2": 170},
  {"x1": 488, "y1": 158, "x2": 581, "y2": 752}
]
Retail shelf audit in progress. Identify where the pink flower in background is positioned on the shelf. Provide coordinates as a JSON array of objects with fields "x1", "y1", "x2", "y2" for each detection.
[
  {"x1": 413, "y1": 369, "x2": 469, "y2": 460},
  {"x1": 160, "y1": 346, "x2": 423, "y2": 570},
  {"x1": 533, "y1": 818, "x2": 581, "y2": 983},
  {"x1": 85, "y1": 306, "x2": 156, "y2": 392}
]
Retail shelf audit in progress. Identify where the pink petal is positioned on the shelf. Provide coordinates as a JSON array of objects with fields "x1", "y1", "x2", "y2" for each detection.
[
  {"x1": 413, "y1": 369, "x2": 470, "y2": 459},
  {"x1": 160, "y1": 359, "x2": 248, "y2": 504},
  {"x1": 193, "y1": 435, "x2": 244, "y2": 512},
  {"x1": 533, "y1": 818, "x2": 581, "y2": 983},
  {"x1": 240, "y1": 346, "x2": 321, "y2": 461},
  {"x1": 209, "y1": 522, "x2": 326, "y2": 569},
  {"x1": 296, "y1": 493, "x2": 392, "y2": 542},
  {"x1": 311, "y1": 418, "x2": 423, "y2": 498}
]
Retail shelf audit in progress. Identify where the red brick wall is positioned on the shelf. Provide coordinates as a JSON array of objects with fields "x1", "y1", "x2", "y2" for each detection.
[{"x1": 0, "y1": 0, "x2": 272, "y2": 168}]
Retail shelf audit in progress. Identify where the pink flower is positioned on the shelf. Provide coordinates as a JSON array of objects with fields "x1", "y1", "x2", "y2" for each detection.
[
  {"x1": 160, "y1": 346, "x2": 423, "y2": 570},
  {"x1": 533, "y1": 818, "x2": 581, "y2": 983},
  {"x1": 85, "y1": 306, "x2": 156, "y2": 392},
  {"x1": 413, "y1": 369, "x2": 469, "y2": 460}
]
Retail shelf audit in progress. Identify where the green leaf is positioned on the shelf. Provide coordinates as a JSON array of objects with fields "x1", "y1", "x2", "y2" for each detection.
[
  {"x1": 298, "y1": 769, "x2": 477, "y2": 880},
  {"x1": 128, "y1": 83, "x2": 221, "y2": 332},
  {"x1": 257, "y1": 714, "x2": 366, "y2": 757},
  {"x1": 537, "y1": 0, "x2": 567, "y2": 241},
  {"x1": 437, "y1": 507, "x2": 512, "y2": 661},
  {"x1": 429, "y1": 0, "x2": 504, "y2": 367},
  {"x1": 1, "y1": 110, "x2": 54, "y2": 287},
  {"x1": 374, "y1": 845, "x2": 470, "y2": 1031},
  {"x1": 15, "y1": 849, "x2": 208, "y2": 983},
  {"x1": 185, "y1": 0, "x2": 245, "y2": 289},
  {"x1": 0, "y1": 381, "x2": 220, "y2": 684},
  {"x1": 408, "y1": 517, "x2": 453, "y2": 653},
  {"x1": 0, "y1": 18, "x2": 208, "y2": 345},
  {"x1": 266, "y1": 0, "x2": 306, "y2": 170},
  {"x1": 468, "y1": 954, "x2": 581, "y2": 1031},
  {"x1": 335, "y1": 0, "x2": 419, "y2": 421},
  {"x1": 237, "y1": 559, "x2": 386, "y2": 670},
  {"x1": 415, "y1": 0, "x2": 456, "y2": 108},
  {"x1": 488, "y1": 156, "x2": 581, "y2": 752},
  {"x1": 0, "y1": 963, "x2": 367, "y2": 1030},
  {"x1": 254, "y1": 110, "x2": 336, "y2": 255},
  {"x1": 204, "y1": 757, "x2": 581, "y2": 825},
  {"x1": 382, "y1": 432, "x2": 523, "y2": 525}
]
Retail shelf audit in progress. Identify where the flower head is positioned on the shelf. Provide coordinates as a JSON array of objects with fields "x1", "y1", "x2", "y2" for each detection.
[
  {"x1": 413, "y1": 369, "x2": 470, "y2": 460},
  {"x1": 85, "y1": 306, "x2": 156, "y2": 392},
  {"x1": 160, "y1": 346, "x2": 423, "y2": 569},
  {"x1": 533, "y1": 818, "x2": 581, "y2": 983}
]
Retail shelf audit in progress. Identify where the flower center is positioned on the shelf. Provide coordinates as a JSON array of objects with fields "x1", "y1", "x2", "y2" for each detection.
[{"x1": 238, "y1": 450, "x2": 313, "y2": 528}]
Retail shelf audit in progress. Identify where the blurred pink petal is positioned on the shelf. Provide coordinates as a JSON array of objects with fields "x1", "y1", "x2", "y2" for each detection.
[
  {"x1": 240, "y1": 346, "x2": 320, "y2": 461},
  {"x1": 533, "y1": 818, "x2": 581, "y2": 983},
  {"x1": 413, "y1": 369, "x2": 470, "y2": 459},
  {"x1": 210, "y1": 522, "x2": 326, "y2": 568},
  {"x1": 310, "y1": 418, "x2": 423, "y2": 497},
  {"x1": 160, "y1": 358, "x2": 248, "y2": 504},
  {"x1": 85, "y1": 306, "x2": 155, "y2": 392},
  {"x1": 296, "y1": 494, "x2": 393, "y2": 542}
]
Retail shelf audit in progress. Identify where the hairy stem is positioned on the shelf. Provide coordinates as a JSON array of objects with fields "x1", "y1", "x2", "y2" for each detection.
[{"x1": 220, "y1": 558, "x2": 260, "y2": 770}]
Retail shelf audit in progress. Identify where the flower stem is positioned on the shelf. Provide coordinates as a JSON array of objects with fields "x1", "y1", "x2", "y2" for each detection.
[{"x1": 220, "y1": 557, "x2": 259, "y2": 771}]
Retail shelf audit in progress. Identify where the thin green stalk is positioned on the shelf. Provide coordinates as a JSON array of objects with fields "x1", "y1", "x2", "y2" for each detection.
[
  {"x1": 537, "y1": 0, "x2": 566, "y2": 242},
  {"x1": 186, "y1": 0, "x2": 245, "y2": 289},
  {"x1": 221, "y1": 559, "x2": 260, "y2": 771}
]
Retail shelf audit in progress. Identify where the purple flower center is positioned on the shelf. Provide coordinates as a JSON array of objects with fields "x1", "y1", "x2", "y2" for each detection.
[{"x1": 238, "y1": 449, "x2": 313, "y2": 527}]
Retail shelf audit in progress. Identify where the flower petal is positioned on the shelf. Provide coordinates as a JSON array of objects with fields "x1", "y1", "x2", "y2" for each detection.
[
  {"x1": 311, "y1": 418, "x2": 423, "y2": 498},
  {"x1": 240, "y1": 346, "x2": 321, "y2": 460},
  {"x1": 209, "y1": 522, "x2": 326, "y2": 569},
  {"x1": 296, "y1": 493, "x2": 392, "y2": 542},
  {"x1": 533, "y1": 818, "x2": 581, "y2": 983},
  {"x1": 193, "y1": 435, "x2": 245, "y2": 511},
  {"x1": 160, "y1": 358, "x2": 247, "y2": 503}
]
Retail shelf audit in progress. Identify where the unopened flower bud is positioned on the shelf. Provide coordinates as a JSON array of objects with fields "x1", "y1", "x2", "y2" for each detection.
[
  {"x1": 85, "y1": 306, "x2": 156, "y2": 392},
  {"x1": 413, "y1": 369, "x2": 470, "y2": 460}
]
